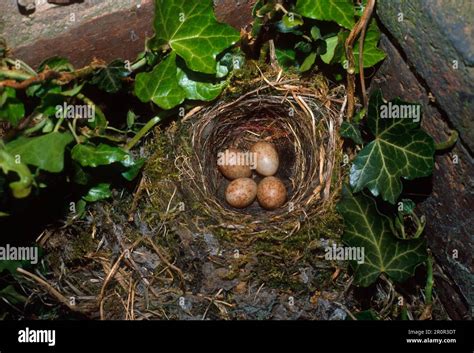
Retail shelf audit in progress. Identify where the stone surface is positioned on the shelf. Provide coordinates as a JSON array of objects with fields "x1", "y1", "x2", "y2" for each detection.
[
  {"x1": 370, "y1": 35, "x2": 473, "y2": 319},
  {"x1": 1, "y1": 0, "x2": 255, "y2": 69},
  {"x1": 377, "y1": 0, "x2": 474, "y2": 152}
]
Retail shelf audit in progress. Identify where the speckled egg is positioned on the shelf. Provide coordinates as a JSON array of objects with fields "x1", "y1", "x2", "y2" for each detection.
[
  {"x1": 250, "y1": 141, "x2": 279, "y2": 176},
  {"x1": 257, "y1": 176, "x2": 287, "y2": 210},
  {"x1": 217, "y1": 148, "x2": 252, "y2": 180},
  {"x1": 225, "y1": 178, "x2": 257, "y2": 208}
]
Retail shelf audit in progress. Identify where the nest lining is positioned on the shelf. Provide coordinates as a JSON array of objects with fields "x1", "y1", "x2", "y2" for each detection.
[{"x1": 157, "y1": 77, "x2": 345, "y2": 236}]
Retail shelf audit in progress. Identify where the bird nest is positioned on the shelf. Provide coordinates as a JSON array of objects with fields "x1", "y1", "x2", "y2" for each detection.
[{"x1": 147, "y1": 74, "x2": 345, "y2": 239}]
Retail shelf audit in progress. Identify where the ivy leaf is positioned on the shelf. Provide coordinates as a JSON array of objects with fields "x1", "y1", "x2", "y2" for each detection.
[
  {"x1": 149, "y1": 0, "x2": 240, "y2": 74},
  {"x1": 399, "y1": 198, "x2": 416, "y2": 216},
  {"x1": 321, "y1": 35, "x2": 339, "y2": 64},
  {"x1": 275, "y1": 48, "x2": 296, "y2": 69},
  {"x1": 352, "y1": 309, "x2": 379, "y2": 320},
  {"x1": 135, "y1": 53, "x2": 185, "y2": 110},
  {"x1": 37, "y1": 84, "x2": 84, "y2": 117},
  {"x1": 83, "y1": 183, "x2": 112, "y2": 202},
  {"x1": 38, "y1": 56, "x2": 74, "y2": 72},
  {"x1": 216, "y1": 52, "x2": 245, "y2": 78},
  {"x1": 282, "y1": 12, "x2": 304, "y2": 29},
  {"x1": 5, "y1": 132, "x2": 73, "y2": 173},
  {"x1": 0, "y1": 285, "x2": 27, "y2": 305},
  {"x1": 90, "y1": 59, "x2": 129, "y2": 93},
  {"x1": 300, "y1": 52, "x2": 317, "y2": 72},
  {"x1": 337, "y1": 186, "x2": 427, "y2": 286},
  {"x1": 0, "y1": 88, "x2": 25, "y2": 126},
  {"x1": 310, "y1": 26, "x2": 321, "y2": 40},
  {"x1": 340, "y1": 121, "x2": 363, "y2": 144},
  {"x1": 122, "y1": 158, "x2": 145, "y2": 181},
  {"x1": 0, "y1": 149, "x2": 33, "y2": 198},
  {"x1": 295, "y1": 41, "x2": 312, "y2": 54},
  {"x1": 177, "y1": 67, "x2": 226, "y2": 101},
  {"x1": 71, "y1": 143, "x2": 133, "y2": 168},
  {"x1": 26, "y1": 82, "x2": 60, "y2": 98},
  {"x1": 350, "y1": 90, "x2": 435, "y2": 204},
  {"x1": 295, "y1": 0, "x2": 355, "y2": 30}
]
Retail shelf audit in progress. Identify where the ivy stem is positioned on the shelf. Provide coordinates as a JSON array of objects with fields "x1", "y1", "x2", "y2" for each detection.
[
  {"x1": 53, "y1": 117, "x2": 64, "y2": 132},
  {"x1": 424, "y1": 254, "x2": 433, "y2": 305},
  {"x1": 411, "y1": 212, "x2": 426, "y2": 239},
  {"x1": 130, "y1": 57, "x2": 147, "y2": 72},
  {"x1": 0, "y1": 69, "x2": 33, "y2": 81},
  {"x1": 125, "y1": 115, "x2": 161, "y2": 151},
  {"x1": 106, "y1": 126, "x2": 129, "y2": 134},
  {"x1": 67, "y1": 121, "x2": 81, "y2": 144},
  {"x1": 345, "y1": 0, "x2": 376, "y2": 119},
  {"x1": 275, "y1": 3, "x2": 288, "y2": 14},
  {"x1": 24, "y1": 117, "x2": 47, "y2": 135},
  {"x1": 435, "y1": 130, "x2": 458, "y2": 151},
  {"x1": 5, "y1": 58, "x2": 37, "y2": 76}
]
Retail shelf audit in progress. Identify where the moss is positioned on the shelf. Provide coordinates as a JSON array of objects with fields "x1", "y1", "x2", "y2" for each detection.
[{"x1": 70, "y1": 231, "x2": 96, "y2": 259}]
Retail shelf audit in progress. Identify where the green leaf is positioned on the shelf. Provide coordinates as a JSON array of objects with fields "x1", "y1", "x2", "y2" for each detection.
[
  {"x1": 0, "y1": 148, "x2": 33, "y2": 198},
  {"x1": 321, "y1": 35, "x2": 339, "y2": 64},
  {"x1": 216, "y1": 51, "x2": 245, "y2": 78},
  {"x1": 37, "y1": 84, "x2": 84, "y2": 117},
  {"x1": 295, "y1": 41, "x2": 313, "y2": 54},
  {"x1": 275, "y1": 48, "x2": 296, "y2": 69},
  {"x1": 122, "y1": 158, "x2": 145, "y2": 181},
  {"x1": 337, "y1": 186, "x2": 427, "y2": 286},
  {"x1": 0, "y1": 285, "x2": 27, "y2": 305},
  {"x1": 295, "y1": 0, "x2": 355, "y2": 29},
  {"x1": 340, "y1": 121, "x2": 363, "y2": 144},
  {"x1": 71, "y1": 143, "x2": 132, "y2": 168},
  {"x1": 72, "y1": 162, "x2": 90, "y2": 185},
  {"x1": 310, "y1": 26, "x2": 321, "y2": 40},
  {"x1": 251, "y1": 16, "x2": 264, "y2": 37},
  {"x1": 26, "y1": 82, "x2": 60, "y2": 98},
  {"x1": 352, "y1": 21, "x2": 386, "y2": 70},
  {"x1": 0, "y1": 87, "x2": 25, "y2": 126},
  {"x1": 282, "y1": 12, "x2": 304, "y2": 28},
  {"x1": 399, "y1": 198, "x2": 416, "y2": 215},
  {"x1": 352, "y1": 309, "x2": 379, "y2": 320},
  {"x1": 38, "y1": 56, "x2": 74, "y2": 72},
  {"x1": 86, "y1": 102, "x2": 107, "y2": 131},
  {"x1": 299, "y1": 52, "x2": 317, "y2": 72},
  {"x1": 83, "y1": 183, "x2": 112, "y2": 202},
  {"x1": 177, "y1": 67, "x2": 227, "y2": 101},
  {"x1": 135, "y1": 53, "x2": 185, "y2": 110},
  {"x1": 90, "y1": 59, "x2": 129, "y2": 93},
  {"x1": 127, "y1": 110, "x2": 136, "y2": 129},
  {"x1": 349, "y1": 90, "x2": 435, "y2": 204},
  {"x1": 149, "y1": 0, "x2": 239, "y2": 74},
  {"x1": 5, "y1": 132, "x2": 73, "y2": 173}
]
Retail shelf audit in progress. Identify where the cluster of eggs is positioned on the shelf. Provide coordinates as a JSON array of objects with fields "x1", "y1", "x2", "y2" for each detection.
[{"x1": 218, "y1": 142, "x2": 287, "y2": 210}]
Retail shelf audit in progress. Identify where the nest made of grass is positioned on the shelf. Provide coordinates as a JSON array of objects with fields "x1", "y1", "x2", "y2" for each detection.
[{"x1": 147, "y1": 73, "x2": 346, "y2": 237}]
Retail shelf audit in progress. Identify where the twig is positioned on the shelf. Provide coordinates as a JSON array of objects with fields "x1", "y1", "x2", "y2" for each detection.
[
  {"x1": 358, "y1": 1, "x2": 375, "y2": 110},
  {"x1": 0, "y1": 70, "x2": 59, "y2": 89},
  {"x1": 345, "y1": 0, "x2": 376, "y2": 119},
  {"x1": 0, "y1": 59, "x2": 106, "y2": 89},
  {"x1": 17, "y1": 267, "x2": 81, "y2": 313},
  {"x1": 147, "y1": 238, "x2": 186, "y2": 292}
]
